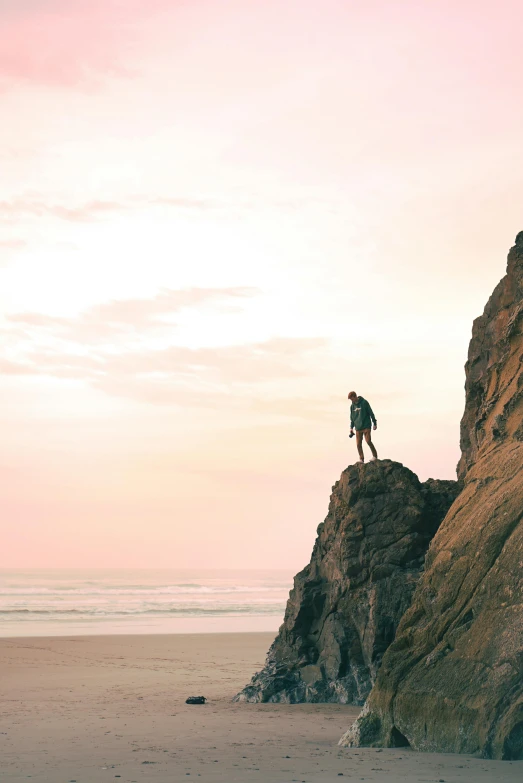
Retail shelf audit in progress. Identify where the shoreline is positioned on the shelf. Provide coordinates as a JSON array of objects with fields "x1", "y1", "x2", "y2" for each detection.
[
  {"x1": 0, "y1": 629, "x2": 277, "y2": 638},
  {"x1": 1, "y1": 633, "x2": 521, "y2": 782},
  {"x1": 0, "y1": 614, "x2": 284, "y2": 639},
  {"x1": 0, "y1": 628, "x2": 280, "y2": 641}
]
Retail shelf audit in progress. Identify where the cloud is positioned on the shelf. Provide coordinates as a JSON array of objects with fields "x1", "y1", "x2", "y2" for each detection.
[
  {"x1": 2, "y1": 336, "x2": 324, "y2": 381},
  {"x1": 147, "y1": 197, "x2": 217, "y2": 211},
  {"x1": 0, "y1": 196, "x2": 218, "y2": 224},
  {"x1": 0, "y1": 239, "x2": 26, "y2": 248},
  {"x1": 0, "y1": 0, "x2": 177, "y2": 89},
  {"x1": 97, "y1": 337, "x2": 326, "y2": 384},
  {"x1": 0, "y1": 193, "x2": 323, "y2": 227},
  {"x1": 0, "y1": 199, "x2": 125, "y2": 223},
  {"x1": 2, "y1": 281, "x2": 325, "y2": 406},
  {"x1": 87, "y1": 350, "x2": 327, "y2": 408},
  {"x1": 7, "y1": 286, "x2": 257, "y2": 344},
  {"x1": 0, "y1": 357, "x2": 36, "y2": 375},
  {"x1": 2, "y1": 285, "x2": 328, "y2": 408},
  {"x1": 0, "y1": 238, "x2": 27, "y2": 266},
  {"x1": 1, "y1": 336, "x2": 327, "y2": 406},
  {"x1": 0, "y1": 2, "x2": 125, "y2": 89},
  {"x1": 250, "y1": 396, "x2": 340, "y2": 422}
]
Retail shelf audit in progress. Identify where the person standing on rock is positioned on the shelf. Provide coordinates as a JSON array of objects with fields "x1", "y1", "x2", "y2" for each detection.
[{"x1": 348, "y1": 391, "x2": 378, "y2": 463}]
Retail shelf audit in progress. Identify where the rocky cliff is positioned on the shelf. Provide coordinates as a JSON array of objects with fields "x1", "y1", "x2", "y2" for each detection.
[
  {"x1": 234, "y1": 460, "x2": 459, "y2": 704},
  {"x1": 341, "y1": 232, "x2": 523, "y2": 759}
]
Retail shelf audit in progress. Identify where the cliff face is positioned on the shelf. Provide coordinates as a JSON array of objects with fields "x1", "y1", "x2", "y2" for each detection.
[
  {"x1": 458, "y1": 230, "x2": 523, "y2": 478},
  {"x1": 341, "y1": 233, "x2": 523, "y2": 760},
  {"x1": 234, "y1": 460, "x2": 458, "y2": 704}
]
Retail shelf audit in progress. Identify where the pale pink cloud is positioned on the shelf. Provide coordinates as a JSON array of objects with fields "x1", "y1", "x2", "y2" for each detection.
[
  {"x1": 0, "y1": 197, "x2": 220, "y2": 224},
  {"x1": 0, "y1": 0, "x2": 178, "y2": 89},
  {"x1": 3, "y1": 336, "x2": 325, "y2": 382},
  {"x1": 93, "y1": 337, "x2": 326, "y2": 386},
  {"x1": 1, "y1": 332, "x2": 327, "y2": 404},
  {"x1": 7, "y1": 286, "x2": 257, "y2": 343},
  {"x1": 0, "y1": 239, "x2": 26, "y2": 248},
  {"x1": 0, "y1": 199, "x2": 123, "y2": 223},
  {"x1": 0, "y1": 357, "x2": 36, "y2": 375},
  {"x1": 0, "y1": 238, "x2": 26, "y2": 266},
  {"x1": 1, "y1": 287, "x2": 330, "y2": 410}
]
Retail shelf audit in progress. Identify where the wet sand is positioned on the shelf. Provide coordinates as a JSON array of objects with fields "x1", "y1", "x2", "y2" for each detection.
[{"x1": 0, "y1": 633, "x2": 521, "y2": 782}]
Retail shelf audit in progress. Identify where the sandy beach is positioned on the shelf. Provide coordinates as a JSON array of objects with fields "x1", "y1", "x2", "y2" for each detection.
[{"x1": 1, "y1": 633, "x2": 521, "y2": 783}]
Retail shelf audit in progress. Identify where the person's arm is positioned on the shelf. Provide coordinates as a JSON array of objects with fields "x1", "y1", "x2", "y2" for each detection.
[
  {"x1": 350, "y1": 405, "x2": 355, "y2": 431},
  {"x1": 368, "y1": 400, "x2": 377, "y2": 428}
]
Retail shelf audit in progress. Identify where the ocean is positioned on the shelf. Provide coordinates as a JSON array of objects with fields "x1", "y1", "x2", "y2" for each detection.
[{"x1": 0, "y1": 569, "x2": 294, "y2": 637}]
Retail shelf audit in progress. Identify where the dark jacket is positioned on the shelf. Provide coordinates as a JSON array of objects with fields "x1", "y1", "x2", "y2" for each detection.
[{"x1": 350, "y1": 397, "x2": 377, "y2": 431}]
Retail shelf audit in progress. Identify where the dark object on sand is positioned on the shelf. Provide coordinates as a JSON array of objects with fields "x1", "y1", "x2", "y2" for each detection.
[{"x1": 185, "y1": 696, "x2": 206, "y2": 704}]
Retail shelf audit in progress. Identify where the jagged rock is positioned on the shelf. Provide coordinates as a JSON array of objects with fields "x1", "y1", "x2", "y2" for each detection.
[
  {"x1": 458, "y1": 229, "x2": 523, "y2": 478},
  {"x1": 341, "y1": 233, "x2": 523, "y2": 759},
  {"x1": 234, "y1": 460, "x2": 459, "y2": 704}
]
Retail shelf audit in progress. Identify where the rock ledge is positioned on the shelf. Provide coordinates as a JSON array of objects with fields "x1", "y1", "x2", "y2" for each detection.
[{"x1": 234, "y1": 460, "x2": 458, "y2": 705}]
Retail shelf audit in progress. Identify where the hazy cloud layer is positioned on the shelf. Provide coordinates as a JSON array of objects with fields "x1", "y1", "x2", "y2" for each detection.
[
  {"x1": 7, "y1": 287, "x2": 258, "y2": 344},
  {"x1": 0, "y1": 197, "x2": 215, "y2": 224},
  {"x1": 0, "y1": 0, "x2": 178, "y2": 89},
  {"x1": 0, "y1": 199, "x2": 123, "y2": 223},
  {"x1": 0, "y1": 239, "x2": 26, "y2": 248},
  {"x1": 0, "y1": 238, "x2": 26, "y2": 266},
  {"x1": 2, "y1": 286, "x2": 326, "y2": 407},
  {"x1": 2, "y1": 337, "x2": 326, "y2": 406}
]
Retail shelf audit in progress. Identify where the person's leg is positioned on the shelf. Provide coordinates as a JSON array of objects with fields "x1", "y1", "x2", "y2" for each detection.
[
  {"x1": 364, "y1": 429, "x2": 378, "y2": 459},
  {"x1": 356, "y1": 430, "x2": 364, "y2": 461}
]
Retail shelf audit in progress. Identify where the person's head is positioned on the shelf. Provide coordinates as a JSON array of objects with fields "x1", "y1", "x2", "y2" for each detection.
[{"x1": 348, "y1": 391, "x2": 358, "y2": 402}]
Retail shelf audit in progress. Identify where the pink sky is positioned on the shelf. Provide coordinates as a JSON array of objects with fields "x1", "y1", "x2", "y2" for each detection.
[{"x1": 1, "y1": 0, "x2": 522, "y2": 570}]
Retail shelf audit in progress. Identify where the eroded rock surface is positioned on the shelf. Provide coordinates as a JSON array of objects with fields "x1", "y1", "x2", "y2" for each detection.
[
  {"x1": 341, "y1": 232, "x2": 523, "y2": 759},
  {"x1": 234, "y1": 460, "x2": 458, "y2": 704}
]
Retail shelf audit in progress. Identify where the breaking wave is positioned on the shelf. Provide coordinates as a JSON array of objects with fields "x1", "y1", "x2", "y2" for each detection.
[{"x1": 0, "y1": 570, "x2": 293, "y2": 633}]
